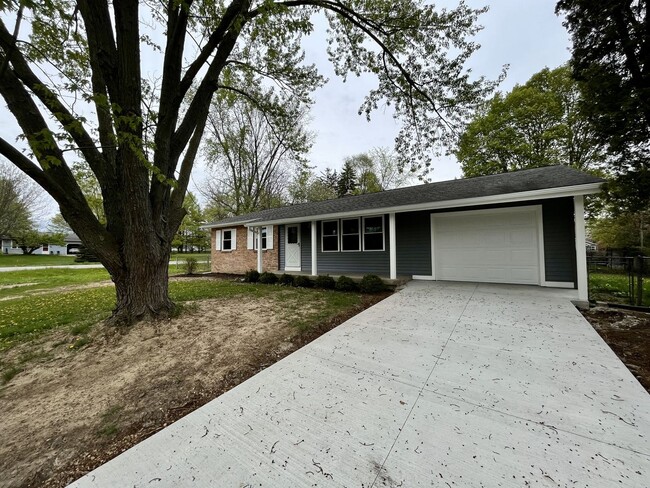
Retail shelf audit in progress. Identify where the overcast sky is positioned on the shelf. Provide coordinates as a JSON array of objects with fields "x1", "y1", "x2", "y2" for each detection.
[
  {"x1": 287, "y1": 0, "x2": 572, "y2": 183},
  {"x1": 3, "y1": 1, "x2": 573, "y2": 224}
]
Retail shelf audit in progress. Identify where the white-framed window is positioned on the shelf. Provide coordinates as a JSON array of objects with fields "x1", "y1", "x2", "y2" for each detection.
[
  {"x1": 215, "y1": 228, "x2": 237, "y2": 251},
  {"x1": 247, "y1": 226, "x2": 274, "y2": 250},
  {"x1": 341, "y1": 218, "x2": 360, "y2": 252},
  {"x1": 222, "y1": 229, "x2": 234, "y2": 251},
  {"x1": 363, "y1": 215, "x2": 385, "y2": 251},
  {"x1": 321, "y1": 220, "x2": 339, "y2": 252}
]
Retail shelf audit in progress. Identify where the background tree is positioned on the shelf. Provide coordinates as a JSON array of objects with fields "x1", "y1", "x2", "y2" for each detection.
[
  {"x1": 368, "y1": 147, "x2": 416, "y2": 190},
  {"x1": 346, "y1": 154, "x2": 381, "y2": 195},
  {"x1": 456, "y1": 65, "x2": 606, "y2": 177},
  {"x1": 0, "y1": 1, "x2": 498, "y2": 325},
  {"x1": 287, "y1": 163, "x2": 338, "y2": 204},
  {"x1": 48, "y1": 213, "x2": 73, "y2": 235},
  {"x1": 557, "y1": 0, "x2": 649, "y2": 214},
  {"x1": 336, "y1": 160, "x2": 357, "y2": 197},
  {"x1": 172, "y1": 193, "x2": 208, "y2": 253},
  {"x1": 201, "y1": 88, "x2": 311, "y2": 216},
  {"x1": 0, "y1": 160, "x2": 43, "y2": 237}
]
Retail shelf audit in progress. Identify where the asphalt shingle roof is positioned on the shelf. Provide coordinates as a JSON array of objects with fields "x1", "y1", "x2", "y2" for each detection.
[{"x1": 205, "y1": 165, "x2": 603, "y2": 227}]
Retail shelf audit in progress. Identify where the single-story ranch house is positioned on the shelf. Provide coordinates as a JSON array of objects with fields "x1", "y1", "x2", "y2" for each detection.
[{"x1": 202, "y1": 165, "x2": 603, "y2": 301}]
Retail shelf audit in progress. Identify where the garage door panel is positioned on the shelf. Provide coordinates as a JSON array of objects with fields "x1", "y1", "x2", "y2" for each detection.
[
  {"x1": 434, "y1": 209, "x2": 540, "y2": 285},
  {"x1": 509, "y1": 228, "x2": 536, "y2": 246}
]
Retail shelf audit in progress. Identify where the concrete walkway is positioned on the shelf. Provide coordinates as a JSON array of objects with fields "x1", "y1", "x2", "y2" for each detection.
[{"x1": 69, "y1": 281, "x2": 650, "y2": 487}]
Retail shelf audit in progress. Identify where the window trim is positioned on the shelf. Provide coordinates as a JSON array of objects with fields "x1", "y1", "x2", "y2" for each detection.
[
  {"x1": 362, "y1": 215, "x2": 385, "y2": 252},
  {"x1": 321, "y1": 220, "x2": 340, "y2": 253},
  {"x1": 221, "y1": 228, "x2": 235, "y2": 252},
  {"x1": 340, "y1": 217, "x2": 361, "y2": 252},
  {"x1": 253, "y1": 226, "x2": 267, "y2": 250}
]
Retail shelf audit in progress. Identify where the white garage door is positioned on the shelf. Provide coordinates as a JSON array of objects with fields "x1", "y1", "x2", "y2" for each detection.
[{"x1": 433, "y1": 207, "x2": 541, "y2": 285}]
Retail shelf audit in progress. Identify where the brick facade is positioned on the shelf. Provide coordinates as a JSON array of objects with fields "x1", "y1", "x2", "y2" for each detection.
[{"x1": 211, "y1": 225, "x2": 280, "y2": 274}]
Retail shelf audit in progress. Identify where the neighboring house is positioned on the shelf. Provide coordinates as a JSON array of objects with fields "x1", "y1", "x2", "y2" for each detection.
[
  {"x1": 64, "y1": 233, "x2": 83, "y2": 255},
  {"x1": 585, "y1": 239, "x2": 598, "y2": 252},
  {"x1": 1, "y1": 234, "x2": 79, "y2": 256},
  {"x1": 202, "y1": 165, "x2": 604, "y2": 301}
]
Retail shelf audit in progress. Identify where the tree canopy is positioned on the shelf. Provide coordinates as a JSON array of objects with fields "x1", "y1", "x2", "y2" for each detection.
[
  {"x1": 455, "y1": 65, "x2": 606, "y2": 178},
  {"x1": 556, "y1": 0, "x2": 649, "y2": 212},
  {"x1": 0, "y1": 0, "x2": 498, "y2": 324}
]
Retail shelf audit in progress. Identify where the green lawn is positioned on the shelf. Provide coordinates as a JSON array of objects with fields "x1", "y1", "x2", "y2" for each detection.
[
  {"x1": 0, "y1": 279, "x2": 363, "y2": 350},
  {"x1": 0, "y1": 268, "x2": 111, "y2": 299},
  {"x1": 0, "y1": 254, "x2": 80, "y2": 267},
  {"x1": 0, "y1": 252, "x2": 210, "y2": 270},
  {"x1": 589, "y1": 271, "x2": 650, "y2": 305}
]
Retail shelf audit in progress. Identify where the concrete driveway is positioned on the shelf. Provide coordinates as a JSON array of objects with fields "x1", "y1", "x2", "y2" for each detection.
[{"x1": 70, "y1": 281, "x2": 650, "y2": 487}]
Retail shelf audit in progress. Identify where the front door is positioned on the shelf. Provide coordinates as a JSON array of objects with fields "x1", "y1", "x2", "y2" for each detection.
[{"x1": 285, "y1": 225, "x2": 301, "y2": 271}]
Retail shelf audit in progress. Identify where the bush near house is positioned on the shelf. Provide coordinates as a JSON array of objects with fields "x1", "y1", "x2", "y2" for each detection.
[
  {"x1": 259, "y1": 272, "x2": 279, "y2": 284},
  {"x1": 294, "y1": 275, "x2": 313, "y2": 288},
  {"x1": 244, "y1": 269, "x2": 260, "y2": 283},
  {"x1": 314, "y1": 275, "x2": 336, "y2": 289},
  {"x1": 279, "y1": 273, "x2": 294, "y2": 286},
  {"x1": 359, "y1": 275, "x2": 385, "y2": 293},
  {"x1": 335, "y1": 276, "x2": 357, "y2": 292}
]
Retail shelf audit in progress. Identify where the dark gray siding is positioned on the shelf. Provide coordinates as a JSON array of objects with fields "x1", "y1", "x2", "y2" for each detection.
[
  {"x1": 316, "y1": 215, "x2": 390, "y2": 275},
  {"x1": 396, "y1": 211, "x2": 432, "y2": 276},
  {"x1": 300, "y1": 222, "x2": 312, "y2": 271},
  {"x1": 543, "y1": 197, "x2": 576, "y2": 284},
  {"x1": 279, "y1": 225, "x2": 285, "y2": 270}
]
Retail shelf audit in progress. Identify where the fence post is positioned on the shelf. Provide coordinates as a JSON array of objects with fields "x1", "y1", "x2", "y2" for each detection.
[{"x1": 635, "y1": 255, "x2": 643, "y2": 306}]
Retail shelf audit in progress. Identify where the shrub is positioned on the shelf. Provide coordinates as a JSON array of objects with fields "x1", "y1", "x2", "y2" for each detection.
[
  {"x1": 183, "y1": 257, "x2": 198, "y2": 275},
  {"x1": 294, "y1": 275, "x2": 313, "y2": 288},
  {"x1": 335, "y1": 275, "x2": 357, "y2": 292},
  {"x1": 279, "y1": 273, "x2": 295, "y2": 286},
  {"x1": 359, "y1": 274, "x2": 385, "y2": 293},
  {"x1": 259, "y1": 272, "x2": 279, "y2": 284},
  {"x1": 314, "y1": 275, "x2": 336, "y2": 289},
  {"x1": 244, "y1": 269, "x2": 260, "y2": 283}
]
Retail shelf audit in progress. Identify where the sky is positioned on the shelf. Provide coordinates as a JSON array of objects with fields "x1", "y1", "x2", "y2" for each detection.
[
  {"x1": 2, "y1": 1, "x2": 573, "y2": 224},
  {"x1": 288, "y1": 0, "x2": 573, "y2": 183}
]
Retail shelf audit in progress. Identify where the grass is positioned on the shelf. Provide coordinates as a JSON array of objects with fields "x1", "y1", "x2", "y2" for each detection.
[
  {"x1": 0, "y1": 268, "x2": 111, "y2": 299},
  {"x1": 0, "y1": 279, "x2": 365, "y2": 350},
  {"x1": 589, "y1": 271, "x2": 650, "y2": 305},
  {"x1": 0, "y1": 254, "x2": 80, "y2": 267}
]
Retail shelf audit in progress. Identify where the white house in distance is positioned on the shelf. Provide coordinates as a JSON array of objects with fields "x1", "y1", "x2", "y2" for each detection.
[
  {"x1": 1, "y1": 233, "x2": 82, "y2": 256},
  {"x1": 203, "y1": 166, "x2": 604, "y2": 303}
]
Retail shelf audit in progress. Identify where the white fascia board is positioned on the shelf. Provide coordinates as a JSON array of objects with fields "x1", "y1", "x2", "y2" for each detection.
[
  {"x1": 248, "y1": 182, "x2": 603, "y2": 227},
  {"x1": 200, "y1": 219, "x2": 259, "y2": 230}
]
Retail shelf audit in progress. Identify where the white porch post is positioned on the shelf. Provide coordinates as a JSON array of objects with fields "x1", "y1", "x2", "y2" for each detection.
[
  {"x1": 389, "y1": 212, "x2": 397, "y2": 280},
  {"x1": 256, "y1": 226, "x2": 263, "y2": 273},
  {"x1": 311, "y1": 220, "x2": 317, "y2": 276},
  {"x1": 574, "y1": 195, "x2": 588, "y2": 301}
]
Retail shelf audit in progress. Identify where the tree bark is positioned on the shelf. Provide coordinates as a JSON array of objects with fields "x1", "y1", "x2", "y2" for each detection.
[{"x1": 108, "y1": 245, "x2": 175, "y2": 326}]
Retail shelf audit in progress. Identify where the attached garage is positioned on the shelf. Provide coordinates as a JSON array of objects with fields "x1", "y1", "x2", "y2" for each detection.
[{"x1": 431, "y1": 207, "x2": 542, "y2": 285}]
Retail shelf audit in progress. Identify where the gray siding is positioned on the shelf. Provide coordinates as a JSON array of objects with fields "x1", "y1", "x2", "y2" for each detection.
[
  {"x1": 396, "y1": 211, "x2": 432, "y2": 276},
  {"x1": 543, "y1": 197, "x2": 576, "y2": 284},
  {"x1": 300, "y1": 222, "x2": 312, "y2": 271},
  {"x1": 279, "y1": 225, "x2": 285, "y2": 270},
  {"x1": 316, "y1": 215, "x2": 390, "y2": 275},
  {"x1": 278, "y1": 199, "x2": 577, "y2": 284}
]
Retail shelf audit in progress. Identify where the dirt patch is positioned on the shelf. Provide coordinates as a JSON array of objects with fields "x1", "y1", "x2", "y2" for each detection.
[
  {"x1": 582, "y1": 306, "x2": 650, "y2": 393},
  {"x1": 0, "y1": 292, "x2": 388, "y2": 488}
]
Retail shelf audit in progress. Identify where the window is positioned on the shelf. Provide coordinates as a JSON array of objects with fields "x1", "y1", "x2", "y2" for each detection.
[
  {"x1": 253, "y1": 227, "x2": 267, "y2": 250},
  {"x1": 249, "y1": 226, "x2": 273, "y2": 250},
  {"x1": 363, "y1": 216, "x2": 384, "y2": 251},
  {"x1": 322, "y1": 220, "x2": 339, "y2": 252},
  {"x1": 222, "y1": 229, "x2": 233, "y2": 251},
  {"x1": 341, "y1": 218, "x2": 360, "y2": 251}
]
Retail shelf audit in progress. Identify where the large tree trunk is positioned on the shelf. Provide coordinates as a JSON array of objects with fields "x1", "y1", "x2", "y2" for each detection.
[{"x1": 108, "y1": 246, "x2": 175, "y2": 326}]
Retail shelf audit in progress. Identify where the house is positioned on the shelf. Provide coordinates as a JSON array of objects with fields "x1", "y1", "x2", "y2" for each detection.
[
  {"x1": 1, "y1": 233, "x2": 81, "y2": 256},
  {"x1": 202, "y1": 165, "x2": 604, "y2": 301}
]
